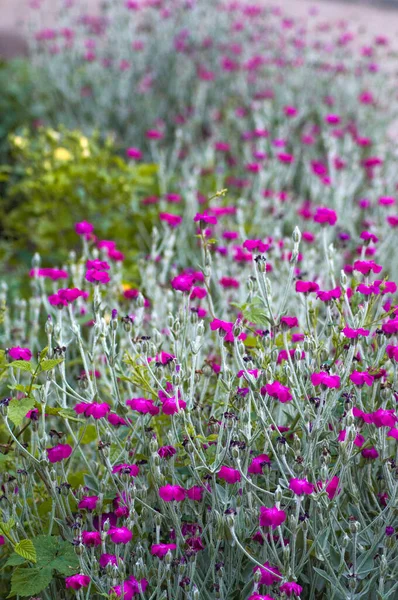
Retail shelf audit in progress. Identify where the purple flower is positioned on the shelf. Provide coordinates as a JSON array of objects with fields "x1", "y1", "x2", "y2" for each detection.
[
  {"x1": 350, "y1": 371, "x2": 374, "y2": 387},
  {"x1": 218, "y1": 466, "x2": 241, "y2": 484},
  {"x1": 385, "y1": 526, "x2": 395, "y2": 537},
  {"x1": 279, "y1": 581, "x2": 303, "y2": 597},
  {"x1": 253, "y1": 561, "x2": 282, "y2": 585},
  {"x1": 108, "y1": 526, "x2": 132, "y2": 544},
  {"x1": 186, "y1": 486, "x2": 203, "y2": 501},
  {"x1": 99, "y1": 553, "x2": 118, "y2": 568},
  {"x1": 85, "y1": 269, "x2": 110, "y2": 284},
  {"x1": 248, "y1": 454, "x2": 271, "y2": 474},
  {"x1": 259, "y1": 506, "x2": 286, "y2": 529},
  {"x1": 159, "y1": 484, "x2": 186, "y2": 502},
  {"x1": 78, "y1": 495, "x2": 99, "y2": 511},
  {"x1": 289, "y1": 478, "x2": 314, "y2": 495},
  {"x1": 75, "y1": 221, "x2": 94, "y2": 235},
  {"x1": 112, "y1": 464, "x2": 140, "y2": 477},
  {"x1": 110, "y1": 576, "x2": 148, "y2": 599},
  {"x1": 65, "y1": 574, "x2": 90, "y2": 590},
  {"x1": 263, "y1": 381, "x2": 292, "y2": 403},
  {"x1": 47, "y1": 444, "x2": 72, "y2": 463},
  {"x1": 8, "y1": 347, "x2": 32, "y2": 361},
  {"x1": 158, "y1": 446, "x2": 177, "y2": 459},
  {"x1": 311, "y1": 371, "x2": 341, "y2": 389},
  {"x1": 151, "y1": 543, "x2": 177, "y2": 558},
  {"x1": 362, "y1": 447, "x2": 379, "y2": 460},
  {"x1": 74, "y1": 402, "x2": 111, "y2": 419},
  {"x1": 82, "y1": 531, "x2": 101, "y2": 547},
  {"x1": 126, "y1": 397, "x2": 159, "y2": 416}
]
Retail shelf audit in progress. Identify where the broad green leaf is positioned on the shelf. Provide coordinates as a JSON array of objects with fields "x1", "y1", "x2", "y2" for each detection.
[
  {"x1": 84, "y1": 474, "x2": 99, "y2": 493},
  {"x1": 8, "y1": 566, "x2": 53, "y2": 598},
  {"x1": 39, "y1": 347, "x2": 49, "y2": 360},
  {"x1": 0, "y1": 519, "x2": 15, "y2": 536},
  {"x1": 33, "y1": 535, "x2": 79, "y2": 575},
  {"x1": 39, "y1": 358, "x2": 63, "y2": 372},
  {"x1": 7, "y1": 397, "x2": 35, "y2": 427},
  {"x1": 14, "y1": 539, "x2": 37, "y2": 563},
  {"x1": 4, "y1": 553, "x2": 26, "y2": 567},
  {"x1": 7, "y1": 360, "x2": 34, "y2": 373}
]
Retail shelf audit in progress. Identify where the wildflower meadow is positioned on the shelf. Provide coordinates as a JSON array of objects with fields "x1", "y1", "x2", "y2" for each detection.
[{"x1": 1, "y1": 1, "x2": 398, "y2": 599}]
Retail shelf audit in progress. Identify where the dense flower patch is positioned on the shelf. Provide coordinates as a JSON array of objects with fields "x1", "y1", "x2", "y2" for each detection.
[{"x1": 0, "y1": 1, "x2": 398, "y2": 599}]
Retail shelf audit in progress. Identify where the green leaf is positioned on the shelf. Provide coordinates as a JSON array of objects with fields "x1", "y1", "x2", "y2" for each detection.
[
  {"x1": 34, "y1": 535, "x2": 79, "y2": 575},
  {"x1": 39, "y1": 358, "x2": 63, "y2": 372},
  {"x1": 0, "y1": 519, "x2": 15, "y2": 536},
  {"x1": 8, "y1": 566, "x2": 53, "y2": 598},
  {"x1": 4, "y1": 553, "x2": 27, "y2": 567},
  {"x1": 84, "y1": 474, "x2": 99, "y2": 493},
  {"x1": 7, "y1": 360, "x2": 34, "y2": 373},
  {"x1": 14, "y1": 539, "x2": 37, "y2": 563},
  {"x1": 7, "y1": 397, "x2": 35, "y2": 427},
  {"x1": 39, "y1": 347, "x2": 49, "y2": 360}
]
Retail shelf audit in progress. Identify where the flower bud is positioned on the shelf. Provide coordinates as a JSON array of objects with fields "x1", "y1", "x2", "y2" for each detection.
[{"x1": 292, "y1": 226, "x2": 301, "y2": 244}]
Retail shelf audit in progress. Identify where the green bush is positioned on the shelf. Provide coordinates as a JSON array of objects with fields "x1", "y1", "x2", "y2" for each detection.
[{"x1": 0, "y1": 127, "x2": 159, "y2": 288}]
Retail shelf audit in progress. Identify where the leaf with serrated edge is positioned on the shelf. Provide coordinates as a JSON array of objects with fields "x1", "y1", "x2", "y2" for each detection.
[
  {"x1": 7, "y1": 397, "x2": 35, "y2": 427},
  {"x1": 8, "y1": 566, "x2": 53, "y2": 598},
  {"x1": 14, "y1": 539, "x2": 37, "y2": 563}
]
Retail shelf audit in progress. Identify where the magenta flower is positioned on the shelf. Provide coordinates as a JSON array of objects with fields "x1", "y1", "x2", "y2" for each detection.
[
  {"x1": 248, "y1": 595, "x2": 275, "y2": 600},
  {"x1": 171, "y1": 273, "x2": 196, "y2": 292},
  {"x1": 110, "y1": 577, "x2": 148, "y2": 599},
  {"x1": 248, "y1": 453, "x2": 271, "y2": 474},
  {"x1": 253, "y1": 561, "x2": 282, "y2": 585},
  {"x1": 85, "y1": 269, "x2": 110, "y2": 284},
  {"x1": 65, "y1": 574, "x2": 90, "y2": 590},
  {"x1": 279, "y1": 582, "x2": 303, "y2": 597},
  {"x1": 264, "y1": 381, "x2": 292, "y2": 403},
  {"x1": 353, "y1": 260, "x2": 382, "y2": 276},
  {"x1": 82, "y1": 531, "x2": 101, "y2": 546},
  {"x1": 371, "y1": 409, "x2": 397, "y2": 428},
  {"x1": 75, "y1": 221, "x2": 94, "y2": 235},
  {"x1": 259, "y1": 506, "x2": 286, "y2": 529},
  {"x1": 325, "y1": 476, "x2": 341, "y2": 500},
  {"x1": 108, "y1": 526, "x2": 132, "y2": 544},
  {"x1": 295, "y1": 280, "x2": 319, "y2": 293},
  {"x1": 158, "y1": 445, "x2": 177, "y2": 459},
  {"x1": 313, "y1": 207, "x2": 337, "y2": 225},
  {"x1": 126, "y1": 147, "x2": 142, "y2": 160},
  {"x1": 151, "y1": 543, "x2": 177, "y2": 558},
  {"x1": 338, "y1": 430, "x2": 365, "y2": 447},
  {"x1": 160, "y1": 394, "x2": 187, "y2": 415},
  {"x1": 218, "y1": 466, "x2": 241, "y2": 484},
  {"x1": 349, "y1": 371, "x2": 374, "y2": 387},
  {"x1": 126, "y1": 397, "x2": 159, "y2": 416},
  {"x1": 280, "y1": 316, "x2": 299, "y2": 329},
  {"x1": 0, "y1": 536, "x2": 4, "y2": 545},
  {"x1": 30, "y1": 267, "x2": 69, "y2": 280},
  {"x1": 186, "y1": 486, "x2": 204, "y2": 501},
  {"x1": 107, "y1": 413, "x2": 127, "y2": 427},
  {"x1": 47, "y1": 444, "x2": 72, "y2": 463},
  {"x1": 387, "y1": 428, "x2": 398, "y2": 440},
  {"x1": 317, "y1": 287, "x2": 342, "y2": 302},
  {"x1": 190, "y1": 286, "x2": 207, "y2": 300},
  {"x1": 342, "y1": 327, "x2": 369, "y2": 339},
  {"x1": 112, "y1": 464, "x2": 139, "y2": 477},
  {"x1": 159, "y1": 212, "x2": 182, "y2": 228},
  {"x1": 311, "y1": 371, "x2": 341, "y2": 389},
  {"x1": 220, "y1": 276, "x2": 240, "y2": 289},
  {"x1": 289, "y1": 478, "x2": 314, "y2": 495},
  {"x1": 386, "y1": 345, "x2": 398, "y2": 361},
  {"x1": 78, "y1": 495, "x2": 99, "y2": 511},
  {"x1": 362, "y1": 447, "x2": 379, "y2": 460},
  {"x1": 382, "y1": 318, "x2": 398, "y2": 335},
  {"x1": 99, "y1": 553, "x2": 118, "y2": 568},
  {"x1": 194, "y1": 212, "x2": 218, "y2": 225},
  {"x1": 8, "y1": 347, "x2": 32, "y2": 361},
  {"x1": 277, "y1": 152, "x2": 294, "y2": 164},
  {"x1": 159, "y1": 484, "x2": 186, "y2": 502},
  {"x1": 74, "y1": 402, "x2": 111, "y2": 419}
]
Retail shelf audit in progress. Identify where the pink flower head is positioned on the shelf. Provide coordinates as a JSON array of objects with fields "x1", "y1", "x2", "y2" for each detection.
[
  {"x1": 146, "y1": 129, "x2": 163, "y2": 140},
  {"x1": 338, "y1": 430, "x2": 365, "y2": 447},
  {"x1": 30, "y1": 267, "x2": 69, "y2": 280},
  {"x1": 78, "y1": 495, "x2": 99, "y2": 511},
  {"x1": 159, "y1": 484, "x2": 186, "y2": 502},
  {"x1": 8, "y1": 347, "x2": 32, "y2": 361},
  {"x1": 159, "y1": 389, "x2": 187, "y2": 415},
  {"x1": 362, "y1": 447, "x2": 379, "y2": 460},
  {"x1": 194, "y1": 212, "x2": 218, "y2": 225},
  {"x1": 47, "y1": 444, "x2": 72, "y2": 463},
  {"x1": 353, "y1": 260, "x2": 382, "y2": 276},
  {"x1": 248, "y1": 596, "x2": 274, "y2": 600},
  {"x1": 386, "y1": 345, "x2": 398, "y2": 361},
  {"x1": 74, "y1": 402, "x2": 111, "y2": 419},
  {"x1": 218, "y1": 466, "x2": 241, "y2": 484},
  {"x1": 112, "y1": 464, "x2": 140, "y2": 477},
  {"x1": 259, "y1": 506, "x2": 286, "y2": 529},
  {"x1": 289, "y1": 477, "x2": 314, "y2": 495},
  {"x1": 65, "y1": 574, "x2": 90, "y2": 590},
  {"x1": 317, "y1": 287, "x2": 342, "y2": 302},
  {"x1": 171, "y1": 273, "x2": 196, "y2": 292},
  {"x1": 360, "y1": 231, "x2": 378, "y2": 243},
  {"x1": 311, "y1": 372, "x2": 341, "y2": 389},
  {"x1": 108, "y1": 526, "x2": 132, "y2": 544},
  {"x1": 342, "y1": 327, "x2": 369, "y2": 339},
  {"x1": 325, "y1": 476, "x2": 341, "y2": 500},
  {"x1": 277, "y1": 152, "x2": 294, "y2": 164},
  {"x1": 253, "y1": 561, "x2": 282, "y2": 585},
  {"x1": 85, "y1": 269, "x2": 110, "y2": 284},
  {"x1": 86, "y1": 259, "x2": 110, "y2": 271},
  {"x1": 82, "y1": 530, "x2": 101, "y2": 546},
  {"x1": 190, "y1": 286, "x2": 207, "y2": 300},
  {"x1": 371, "y1": 408, "x2": 397, "y2": 428},
  {"x1": 110, "y1": 577, "x2": 148, "y2": 599},
  {"x1": 159, "y1": 212, "x2": 182, "y2": 228},
  {"x1": 382, "y1": 318, "x2": 398, "y2": 335},
  {"x1": 248, "y1": 454, "x2": 271, "y2": 474},
  {"x1": 280, "y1": 316, "x2": 299, "y2": 329},
  {"x1": 158, "y1": 445, "x2": 177, "y2": 459},
  {"x1": 126, "y1": 397, "x2": 159, "y2": 416},
  {"x1": 126, "y1": 147, "x2": 142, "y2": 160},
  {"x1": 108, "y1": 413, "x2": 127, "y2": 427},
  {"x1": 264, "y1": 381, "x2": 292, "y2": 403},
  {"x1": 295, "y1": 281, "x2": 319, "y2": 293},
  {"x1": 313, "y1": 207, "x2": 337, "y2": 225},
  {"x1": 151, "y1": 543, "x2": 177, "y2": 558},
  {"x1": 279, "y1": 582, "x2": 303, "y2": 597},
  {"x1": 186, "y1": 486, "x2": 203, "y2": 501},
  {"x1": 349, "y1": 371, "x2": 374, "y2": 387},
  {"x1": 75, "y1": 221, "x2": 94, "y2": 235},
  {"x1": 219, "y1": 276, "x2": 239, "y2": 289},
  {"x1": 99, "y1": 553, "x2": 118, "y2": 568}
]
